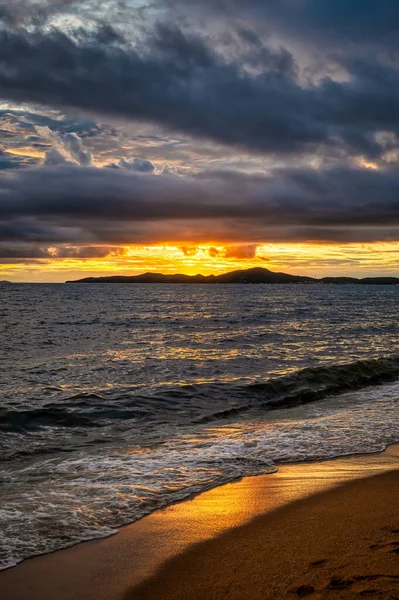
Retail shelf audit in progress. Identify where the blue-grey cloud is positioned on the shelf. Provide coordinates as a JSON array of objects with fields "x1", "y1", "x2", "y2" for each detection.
[
  {"x1": 0, "y1": 0, "x2": 85, "y2": 26},
  {"x1": 0, "y1": 109, "x2": 100, "y2": 137},
  {"x1": 0, "y1": 23, "x2": 398, "y2": 159},
  {"x1": 169, "y1": 0, "x2": 399, "y2": 50},
  {"x1": 111, "y1": 156, "x2": 156, "y2": 172},
  {"x1": 2, "y1": 1, "x2": 399, "y2": 263},
  {"x1": 0, "y1": 150, "x2": 38, "y2": 170},
  {"x1": 1, "y1": 163, "x2": 399, "y2": 256},
  {"x1": 0, "y1": 242, "x2": 124, "y2": 261}
]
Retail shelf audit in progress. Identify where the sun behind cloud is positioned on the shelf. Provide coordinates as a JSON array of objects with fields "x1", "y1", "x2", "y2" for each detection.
[{"x1": 2, "y1": 242, "x2": 399, "y2": 282}]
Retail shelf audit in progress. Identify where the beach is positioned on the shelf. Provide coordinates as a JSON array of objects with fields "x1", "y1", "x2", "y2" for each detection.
[
  {"x1": 1, "y1": 445, "x2": 398, "y2": 600},
  {"x1": 2, "y1": 0, "x2": 399, "y2": 596},
  {"x1": 132, "y1": 467, "x2": 399, "y2": 600},
  {"x1": 3, "y1": 0, "x2": 399, "y2": 595}
]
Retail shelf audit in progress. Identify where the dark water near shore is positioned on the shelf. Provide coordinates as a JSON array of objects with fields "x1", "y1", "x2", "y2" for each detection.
[{"x1": 1, "y1": 283, "x2": 399, "y2": 570}]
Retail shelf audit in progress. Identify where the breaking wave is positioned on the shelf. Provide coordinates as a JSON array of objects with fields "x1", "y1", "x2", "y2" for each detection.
[{"x1": 2, "y1": 356, "x2": 399, "y2": 435}]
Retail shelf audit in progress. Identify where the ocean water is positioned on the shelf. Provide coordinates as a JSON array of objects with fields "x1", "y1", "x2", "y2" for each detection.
[{"x1": 1, "y1": 283, "x2": 399, "y2": 570}]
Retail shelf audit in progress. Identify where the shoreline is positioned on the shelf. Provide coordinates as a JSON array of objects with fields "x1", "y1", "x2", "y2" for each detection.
[{"x1": 0, "y1": 444, "x2": 398, "y2": 600}]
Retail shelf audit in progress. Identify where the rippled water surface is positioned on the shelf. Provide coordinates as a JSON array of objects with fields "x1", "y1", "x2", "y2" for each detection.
[{"x1": 1, "y1": 283, "x2": 399, "y2": 569}]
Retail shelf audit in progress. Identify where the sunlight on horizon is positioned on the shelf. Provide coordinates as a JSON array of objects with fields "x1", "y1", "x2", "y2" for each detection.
[{"x1": 2, "y1": 242, "x2": 399, "y2": 282}]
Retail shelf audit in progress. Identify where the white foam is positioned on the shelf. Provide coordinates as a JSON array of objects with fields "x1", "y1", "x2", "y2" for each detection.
[{"x1": 1, "y1": 380, "x2": 398, "y2": 571}]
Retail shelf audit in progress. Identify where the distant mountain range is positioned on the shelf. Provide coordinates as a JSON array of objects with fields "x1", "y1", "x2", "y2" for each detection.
[{"x1": 66, "y1": 267, "x2": 399, "y2": 285}]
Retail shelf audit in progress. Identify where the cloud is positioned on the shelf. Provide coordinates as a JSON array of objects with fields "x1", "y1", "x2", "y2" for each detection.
[
  {"x1": 179, "y1": 244, "x2": 259, "y2": 260},
  {"x1": 1, "y1": 163, "x2": 399, "y2": 256},
  {"x1": 1, "y1": 23, "x2": 399, "y2": 159},
  {"x1": 180, "y1": 246, "x2": 198, "y2": 256},
  {"x1": 112, "y1": 156, "x2": 155, "y2": 172},
  {"x1": 36, "y1": 126, "x2": 92, "y2": 166},
  {"x1": 0, "y1": 149, "x2": 38, "y2": 170},
  {"x1": 263, "y1": 0, "x2": 399, "y2": 49},
  {"x1": 0, "y1": 151, "x2": 26, "y2": 170},
  {"x1": 0, "y1": 242, "x2": 125, "y2": 260},
  {"x1": 167, "y1": 0, "x2": 399, "y2": 51},
  {"x1": 208, "y1": 247, "x2": 220, "y2": 258},
  {"x1": 3, "y1": 3, "x2": 399, "y2": 266},
  {"x1": 224, "y1": 244, "x2": 258, "y2": 259},
  {"x1": 159, "y1": 164, "x2": 180, "y2": 175},
  {"x1": 0, "y1": 108, "x2": 101, "y2": 139},
  {"x1": 0, "y1": 0, "x2": 82, "y2": 26}
]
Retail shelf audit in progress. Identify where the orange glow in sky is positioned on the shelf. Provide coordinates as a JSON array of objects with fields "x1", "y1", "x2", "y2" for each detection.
[
  {"x1": 2, "y1": 242, "x2": 399, "y2": 282},
  {"x1": 6, "y1": 147, "x2": 46, "y2": 159}
]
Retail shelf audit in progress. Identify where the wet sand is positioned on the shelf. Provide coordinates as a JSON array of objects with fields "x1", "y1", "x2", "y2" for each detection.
[
  {"x1": 130, "y1": 467, "x2": 399, "y2": 600},
  {"x1": 0, "y1": 445, "x2": 398, "y2": 600}
]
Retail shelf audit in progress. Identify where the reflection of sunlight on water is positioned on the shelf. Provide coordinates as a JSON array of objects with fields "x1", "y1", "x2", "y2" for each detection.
[
  {"x1": 2, "y1": 285, "x2": 399, "y2": 570},
  {"x1": 108, "y1": 346, "x2": 244, "y2": 361},
  {"x1": 6, "y1": 285, "x2": 399, "y2": 399}
]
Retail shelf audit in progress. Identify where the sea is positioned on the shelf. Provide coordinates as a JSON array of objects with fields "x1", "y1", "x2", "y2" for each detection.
[{"x1": 1, "y1": 283, "x2": 399, "y2": 570}]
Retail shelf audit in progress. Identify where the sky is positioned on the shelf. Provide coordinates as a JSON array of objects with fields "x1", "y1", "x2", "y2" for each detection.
[{"x1": 2, "y1": 1, "x2": 399, "y2": 281}]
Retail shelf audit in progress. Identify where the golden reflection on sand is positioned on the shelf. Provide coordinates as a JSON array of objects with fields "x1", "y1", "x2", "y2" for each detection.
[
  {"x1": 0, "y1": 446, "x2": 398, "y2": 600},
  {"x1": 154, "y1": 445, "x2": 399, "y2": 541}
]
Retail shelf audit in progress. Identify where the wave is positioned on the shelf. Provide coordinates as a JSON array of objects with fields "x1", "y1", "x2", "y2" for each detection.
[
  {"x1": 1, "y1": 375, "x2": 398, "y2": 572},
  {"x1": 197, "y1": 355, "x2": 399, "y2": 423},
  {"x1": 2, "y1": 356, "x2": 399, "y2": 435}
]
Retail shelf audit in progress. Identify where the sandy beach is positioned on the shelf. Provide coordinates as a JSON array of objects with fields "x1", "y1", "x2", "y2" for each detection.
[
  {"x1": 131, "y1": 467, "x2": 399, "y2": 600},
  {"x1": 0, "y1": 446, "x2": 398, "y2": 600}
]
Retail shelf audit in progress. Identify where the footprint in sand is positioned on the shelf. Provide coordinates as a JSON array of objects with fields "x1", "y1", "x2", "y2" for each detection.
[
  {"x1": 294, "y1": 584, "x2": 315, "y2": 597},
  {"x1": 370, "y1": 540, "x2": 399, "y2": 553},
  {"x1": 310, "y1": 559, "x2": 328, "y2": 568},
  {"x1": 326, "y1": 577, "x2": 355, "y2": 590}
]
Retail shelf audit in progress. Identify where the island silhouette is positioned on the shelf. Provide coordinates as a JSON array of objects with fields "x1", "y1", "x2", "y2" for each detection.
[{"x1": 66, "y1": 267, "x2": 399, "y2": 285}]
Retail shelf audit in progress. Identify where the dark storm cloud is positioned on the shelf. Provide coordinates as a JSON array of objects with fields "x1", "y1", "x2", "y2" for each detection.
[
  {"x1": 1, "y1": 24, "x2": 399, "y2": 158},
  {"x1": 169, "y1": 0, "x2": 399, "y2": 49},
  {"x1": 0, "y1": 243, "x2": 124, "y2": 260},
  {"x1": 2, "y1": 164, "x2": 399, "y2": 252},
  {"x1": 0, "y1": 218, "x2": 84, "y2": 243},
  {"x1": 280, "y1": 0, "x2": 399, "y2": 42}
]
